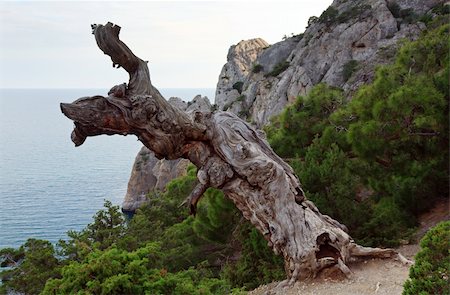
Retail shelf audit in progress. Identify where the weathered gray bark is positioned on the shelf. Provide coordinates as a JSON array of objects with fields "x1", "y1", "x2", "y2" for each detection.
[{"x1": 60, "y1": 22, "x2": 410, "y2": 286}]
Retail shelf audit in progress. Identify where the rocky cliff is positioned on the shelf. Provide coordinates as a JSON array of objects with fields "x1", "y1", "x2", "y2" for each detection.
[
  {"x1": 215, "y1": 0, "x2": 443, "y2": 127},
  {"x1": 123, "y1": 0, "x2": 445, "y2": 212},
  {"x1": 121, "y1": 95, "x2": 212, "y2": 213}
]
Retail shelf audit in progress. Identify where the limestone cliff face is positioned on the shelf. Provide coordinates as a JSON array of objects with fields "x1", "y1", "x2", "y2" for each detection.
[
  {"x1": 215, "y1": 38, "x2": 269, "y2": 111},
  {"x1": 121, "y1": 95, "x2": 212, "y2": 212},
  {"x1": 215, "y1": 0, "x2": 443, "y2": 127}
]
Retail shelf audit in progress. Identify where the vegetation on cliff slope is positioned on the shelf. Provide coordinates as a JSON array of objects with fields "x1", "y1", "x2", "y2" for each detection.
[
  {"x1": 0, "y1": 18, "x2": 448, "y2": 295},
  {"x1": 267, "y1": 22, "x2": 449, "y2": 247}
]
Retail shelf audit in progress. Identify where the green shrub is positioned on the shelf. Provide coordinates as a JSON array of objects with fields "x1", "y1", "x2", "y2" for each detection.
[
  {"x1": 308, "y1": 16, "x2": 319, "y2": 27},
  {"x1": 342, "y1": 59, "x2": 359, "y2": 81},
  {"x1": 265, "y1": 61, "x2": 290, "y2": 77},
  {"x1": 252, "y1": 64, "x2": 263, "y2": 73},
  {"x1": 232, "y1": 81, "x2": 244, "y2": 94},
  {"x1": 265, "y1": 83, "x2": 345, "y2": 158},
  {"x1": 356, "y1": 198, "x2": 413, "y2": 247},
  {"x1": 292, "y1": 140, "x2": 369, "y2": 235},
  {"x1": 122, "y1": 167, "x2": 197, "y2": 250},
  {"x1": 236, "y1": 94, "x2": 246, "y2": 102},
  {"x1": 193, "y1": 189, "x2": 238, "y2": 244},
  {"x1": 142, "y1": 267, "x2": 236, "y2": 295},
  {"x1": 222, "y1": 223, "x2": 285, "y2": 290},
  {"x1": 336, "y1": 4, "x2": 371, "y2": 23},
  {"x1": 387, "y1": 1, "x2": 401, "y2": 18},
  {"x1": 386, "y1": 3, "x2": 423, "y2": 25},
  {"x1": 403, "y1": 221, "x2": 450, "y2": 295},
  {"x1": 432, "y1": 3, "x2": 450, "y2": 15},
  {"x1": 0, "y1": 239, "x2": 62, "y2": 295},
  {"x1": 222, "y1": 102, "x2": 231, "y2": 111},
  {"x1": 303, "y1": 33, "x2": 313, "y2": 46},
  {"x1": 418, "y1": 13, "x2": 433, "y2": 24},
  {"x1": 43, "y1": 243, "x2": 235, "y2": 295},
  {"x1": 42, "y1": 243, "x2": 163, "y2": 295},
  {"x1": 293, "y1": 33, "x2": 304, "y2": 42},
  {"x1": 399, "y1": 8, "x2": 418, "y2": 24},
  {"x1": 319, "y1": 6, "x2": 339, "y2": 24},
  {"x1": 238, "y1": 109, "x2": 250, "y2": 118}
]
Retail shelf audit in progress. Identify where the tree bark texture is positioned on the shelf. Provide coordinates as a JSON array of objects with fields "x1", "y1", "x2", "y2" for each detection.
[{"x1": 60, "y1": 23, "x2": 410, "y2": 286}]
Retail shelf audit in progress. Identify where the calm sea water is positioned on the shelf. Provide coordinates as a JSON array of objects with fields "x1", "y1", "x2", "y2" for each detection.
[{"x1": 0, "y1": 88, "x2": 215, "y2": 249}]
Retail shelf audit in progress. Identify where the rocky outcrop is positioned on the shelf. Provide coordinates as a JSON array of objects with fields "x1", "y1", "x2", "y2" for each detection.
[
  {"x1": 122, "y1": 147, "x2": 190, "y2": 212},
  {"x1": 121, "y1": 95, "x2": 212, "y2": 213},
  {"x1": 215, "y1": 38, "x2": 269, "y2": 113},
  {"x1": 215, "y1": 0, "x2": 444, "y2": 127}
]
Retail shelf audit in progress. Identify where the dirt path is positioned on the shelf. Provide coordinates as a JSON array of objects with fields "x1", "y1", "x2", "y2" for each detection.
[
  {"x1": 249, "y1": 198, "x2": 449, "y2": 295},
  {"x1": 249, "y1": 255, "x2": 415, "y2": 295}
]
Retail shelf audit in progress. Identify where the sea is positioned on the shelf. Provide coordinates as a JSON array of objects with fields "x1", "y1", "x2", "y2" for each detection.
[{"x1": 0, "y1": 88, "x2": 215, "y2": 249}]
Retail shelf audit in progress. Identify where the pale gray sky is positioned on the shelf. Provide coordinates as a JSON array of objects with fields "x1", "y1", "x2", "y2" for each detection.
[{"x1": 0, "y1": 0, "x2": 332, "y2": 89}]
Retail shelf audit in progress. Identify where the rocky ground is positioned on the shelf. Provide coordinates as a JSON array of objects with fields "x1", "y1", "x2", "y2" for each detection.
[{"x1": 249, "y1": 198, "x2": 448, "y2": 295}]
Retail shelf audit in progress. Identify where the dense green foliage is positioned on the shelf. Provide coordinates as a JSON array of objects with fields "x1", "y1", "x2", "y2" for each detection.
[
  {"x1": 43, "y1": 243, "x2": 237, "y2": 295},
  {"x1": 267, "y1": 23, "x2": 449, "y2": 247},
  {"x1": 222, "y1": 223, "x2": 285, "y2": 290},
  {"x1": 266, "y1": 83, "x2": 346, "y2": 158},
  {"x1": 0, "y1": 239, "x2": 62, "y2": 295},
  {"x1": 403, "y1": 221, "x2": 450, "y2": 295},
  {"x1": 291, "y1": 140, "x2": 369, "y2": 234}
]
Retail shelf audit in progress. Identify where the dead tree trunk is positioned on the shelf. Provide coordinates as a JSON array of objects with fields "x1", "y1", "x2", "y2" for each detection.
[{"x1": 60, "y1": 22, "x2": 410, "y2": 286}]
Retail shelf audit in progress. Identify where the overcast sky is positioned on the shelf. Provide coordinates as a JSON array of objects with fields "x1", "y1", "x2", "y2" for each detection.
[{"x1": 0, "y1": 0, "x2": 332, "y2": 89}]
